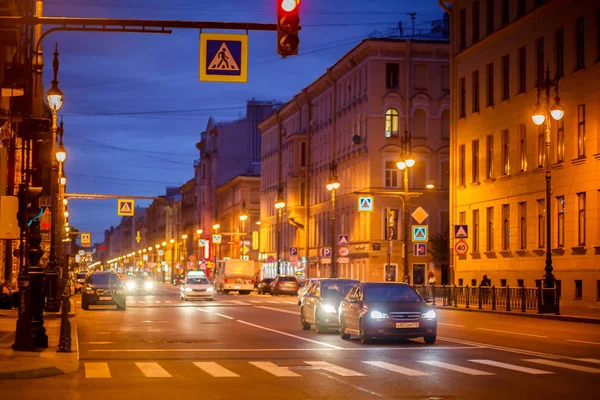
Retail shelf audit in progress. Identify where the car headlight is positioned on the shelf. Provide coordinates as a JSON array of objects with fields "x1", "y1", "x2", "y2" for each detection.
[
  {"x1": 207, "y1": 287, "x2": 214, "y2": 292},
  {"x1": 185, "y1": 287, "x2": 192, "y2": 292},
  {"x1": 422, "y1": 309, "x2": 437, "y2": 319},
  {"x1": 126, "y1": 281, "x2": 135, "y2": 290},
  {"x1": 144, "y1": 281, "x2": 153, "y2": 290},
  {"x1": 370, "y1": 310, "x2": 389, "y2": 319},
  {"x1": 322, "y1": 304, "x2": 337, "y2": 313}
]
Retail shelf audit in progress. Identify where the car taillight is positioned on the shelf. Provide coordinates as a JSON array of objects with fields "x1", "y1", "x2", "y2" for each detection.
[
  {"x1": 278, "y1": 283, "x2": 283, "y2": 287},
  {"x1": 250, "y1": 280, "x2": 254, "y2": 285},
  {"x1": 225, "y1": 279, "x2": 229, "y2": 284}
]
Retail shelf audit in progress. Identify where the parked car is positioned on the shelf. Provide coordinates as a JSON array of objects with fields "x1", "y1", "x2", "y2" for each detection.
[
  {"x1": 297, "y1": 278, "x2": 323, "y2": 305},
  {"x1": 180, "y1": 276, "x2": 214, "y2": 301},
  {"x1": 81, "y1": 271, "x2": 126, "y2": 311},
  {"x1": 125, "y1": 276, "x2": 154, "y2": 295},
  {"x1": 74, "y1": 271, "x2": 88, "y2": 294},
  {"x1": 300, "y1": 279, "x2": 359, "y2": 332},
  {"x1": 257, "y1": 278, "x2": 274, "y2": 295},
  {"x1": 338, "y1": 282, "x2": 437, "y2": 344},
  {"x1": 270, "y1": 276, "x2": 299, "y2": 296},
  {"x1": 172, "y1": 275, "x2": 184, "y2": 286}
]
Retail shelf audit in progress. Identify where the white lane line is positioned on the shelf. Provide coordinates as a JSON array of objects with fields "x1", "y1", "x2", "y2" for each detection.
[
  {"x1": 214, "y1": 313, "x2": 235, "y2": 320},
  {"x1": 305, "y1": 361, "x2": 365, "y2": 376},
  {"x1": 249, "y1": 300, "x2": 260, "y2": 303},
  {"x1": 575, "y1": 359, "x2": 600, "y2": 365},
  {"x1": 193, "y1": 362, "x2": 239, "y2": 377},
  {"x1": 88, "y1": 346, "x2": 475, "y2": 353},
  {"x1": 135, "y1": 362, "x2": 172, "y2": 378},
  {"x1": 567, "y1": 339, "x2": 600, "y2": 346},
  {"x1": 249, "y1": 361, "x2": 301, "y2": 377},
  {"x1": 164, "y1": 300, "x2": 172, "y2": 303},
  {"x1": 438, "y1": 323, "x2": 466, "y2": 328},
  {"x1": 254, "y1": 305, "x2": 300, "y2": 315},
  {"x1": 138, "y1": 301, "x2": 145, "y2": 304},
  {"x1": 468, "y1": 359, "x2": 553, "y2": 375},
  {"x1": 86, "y1": 342, "x2": 114, "y2": 345},
  {"x1": 476, "y1": 328, "x2": 548, "y2": 338},
  {"x1": 236, "y1": 320, "x2": 342, "y2": 349},
  {"x1": 524, "y1": 359, "x2": 600, "y2": 373},
  {"x1": 85, "y1": 362, "x2": 111, "y2": 378},
  {"x1": 227, "y1": 300, "x2": 247, "y2": 305},
  {"x1": 155, "y1": 301, "x2": 162, "y2": 304},
  {"x1": 439, "y1": 336, "x2": 562, "y2": 359},
  {"x1": 266, "y1": 301, "x2": 278, "y2": 304},
  {"x1": 419, "y1": 360, "x2": 495, "y2": 376},
  {"x1": 196, "y1": 308, "x2": 211, "y2": 313},
  {"x1": 284, "y1": 301, "x2": 296, "y2": 304},
  {"x1": 363, "y1": 361, "x2": 429, "y2": 376}
]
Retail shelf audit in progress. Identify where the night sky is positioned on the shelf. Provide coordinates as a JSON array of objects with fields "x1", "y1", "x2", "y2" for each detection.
[{"x1": 42, "y1": 0, "x2": 443, "y2": 246}]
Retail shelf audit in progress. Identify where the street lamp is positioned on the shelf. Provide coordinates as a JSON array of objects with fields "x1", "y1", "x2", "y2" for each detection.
[
  {"x1": 196, "y1": 229, "x2": 203, "y2": 235},
  {"x1": 326, "y1": 161, "x2": 340, "y2": 278},
  {"x1": 397, "y1": 128, "x2": 415, "y2": 284},
  {"x1": 531, "y1": 64, "x2": 564, "y2": 314},
  {"x1": 212, "y1": 224, "x2": 220, "y2": 230},
  {"x1": 274, "y1": 191, "x2": 286, "y2": 275}
]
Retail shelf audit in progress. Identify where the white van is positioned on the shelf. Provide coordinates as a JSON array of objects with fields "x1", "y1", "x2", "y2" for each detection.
[{"x1": 214, "y1": 260, "x2": 255, "y2": 294}]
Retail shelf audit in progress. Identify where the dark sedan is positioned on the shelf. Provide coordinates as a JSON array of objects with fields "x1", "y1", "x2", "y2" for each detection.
[
  {"x1": 301, "y1": 279, "x2": 359, "y2": 333},
  {"x1": 257, "y1": 278, "x2": 274, "y2": 295},
  {"x1": 81, "y1": 271, "x2": 127, "y2": 310},
  {"x1": 339, "y1": 282, "x2": 437, "y2": 344}
]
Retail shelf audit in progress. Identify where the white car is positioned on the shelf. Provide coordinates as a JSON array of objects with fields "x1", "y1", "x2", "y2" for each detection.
[
  {"x1": 297, "y1": 278, "x2": 322, "y2": 305},
  {"x1": 180, "y1": 277, "x2": 214, "y2": 301}
]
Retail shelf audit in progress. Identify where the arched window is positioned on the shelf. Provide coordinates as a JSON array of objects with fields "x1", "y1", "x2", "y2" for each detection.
[
  {"x1": 441, "y1": 109, "x2": 450, "y2": 139},
  {"x1": 413, "y1": 108, "x2": 427, "y2": 137},
  {"x1": 300, "y1": 142, "x2": 306, "y2": 167},
  {"x1": 385, "y1": 108, "x2": 399, "y2": 138}
]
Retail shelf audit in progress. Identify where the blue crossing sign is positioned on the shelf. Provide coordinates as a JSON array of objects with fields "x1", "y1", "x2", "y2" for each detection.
[
  {"x1": 338, "y1": 235, "x2": 350, "y2": 245},
  {"x1": 455, "y1": 225, "x2": 468, "y2": 238},
  {"x1": 199, "y1": 33, "x2": 248, "y2": 83},
  {"x1": 412, "y1": 225, "x2": 428, "y2": 242}
]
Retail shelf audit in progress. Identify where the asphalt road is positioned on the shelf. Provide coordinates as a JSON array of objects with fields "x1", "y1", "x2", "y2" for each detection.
[{"x1": 4, "y1": 283, "x2": 599, "y2": 400}]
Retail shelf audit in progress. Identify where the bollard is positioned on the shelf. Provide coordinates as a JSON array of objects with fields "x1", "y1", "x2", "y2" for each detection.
[
  {"x1": 465, "y1": 285, "x2": 470, "y2": 308},
  {"x1": 491, "y1": 285, "x2": 496, "y2": 310},
  {"x1": 521, "y1": 286, "x2": 526, "y2": 312}
]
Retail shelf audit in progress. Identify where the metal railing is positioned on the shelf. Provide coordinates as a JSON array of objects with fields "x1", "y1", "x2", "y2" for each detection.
[{"x1": 413, "y1": 285, "x2": 560, "y2": 315}]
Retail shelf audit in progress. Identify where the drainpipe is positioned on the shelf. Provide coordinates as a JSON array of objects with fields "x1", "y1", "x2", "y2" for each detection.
[{"x1": 300, "y1": 89, "x2": 312, "y2": 278}]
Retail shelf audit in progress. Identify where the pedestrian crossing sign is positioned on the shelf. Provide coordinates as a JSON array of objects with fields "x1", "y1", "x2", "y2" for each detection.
[
  {"x1": 199, "y1": 33, "x2": 248, "y2": 83},
  {"x1": 412, "y1": 225, "x2": 428, "y2": 242},
  {"x1": 358, "y1": 196, "x2": 374, "y2": 212},
  {"x1": 117, "y1": 199, "x2": 134, "y2": 216}
]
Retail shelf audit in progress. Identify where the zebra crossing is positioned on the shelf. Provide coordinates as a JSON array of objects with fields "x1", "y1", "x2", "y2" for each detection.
[{"x1": 83, "y1": 357, "x2": 600, "y2": 379}]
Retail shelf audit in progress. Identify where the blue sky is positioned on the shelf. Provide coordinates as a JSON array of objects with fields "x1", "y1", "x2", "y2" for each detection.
[{"x1": 43, "y1": 0, "x2": 443, "y2": 245}]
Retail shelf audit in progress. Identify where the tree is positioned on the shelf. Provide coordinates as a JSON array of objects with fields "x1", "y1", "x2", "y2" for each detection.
[{"x1": 429, "y1": 232, "x2": 449, "y2": 266}]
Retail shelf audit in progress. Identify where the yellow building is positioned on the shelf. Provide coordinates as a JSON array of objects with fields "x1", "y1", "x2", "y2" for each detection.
[
  {"x1": 444, "y1": 0, "x2": 600, "y2": 308},
  {"x1": 259, "y1": 31, "x2": 451, "y2": 282}
]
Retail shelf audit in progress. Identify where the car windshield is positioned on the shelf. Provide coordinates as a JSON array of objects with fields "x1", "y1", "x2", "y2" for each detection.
[
  {"x1": 364, "y1": 284, "x2": 422, "y2": 303},
  {"x1": 89, "y1": 273, "x2": 119, "y2": 286},
  {"x1": 262, "y1": 279, "x2": 274, "y2": 284},
  {"x1": 77, "y1": 273, "x2": 87, "y2": 279},
  {"x1": 279, "y1": 276, "x2": 297, "y2": 282},
  {"x1": 320, "y1": 281, "x2": 358, "y2": 299},
  {"x1": 187, "y1": 278, "x2": 209, "y2": 285}
]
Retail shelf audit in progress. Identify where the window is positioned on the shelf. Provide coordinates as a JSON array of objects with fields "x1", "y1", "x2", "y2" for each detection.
[
  {"x1": 413, "y1": 109, "x2": 427, "y2": 137},
  {"x1": 537, "y1": 199, "x2": 545, "y2": 248},
  {"x1": 300, "y1": 183, "x2": 305, "y2": 206},
  {"x1": 536, "y1": 37, "x2": 545, "y2": 86},
  {"x1": 486, "y1": 0, "x2": 494, "y2": 35},
  {"x1": 471, "y1": 279, "x2": 477, "y2": 287},
  {"x1": 555, "y1": 27, "x2": 564, "y2": 79},
  {"x1": 577, "y1": 104, "x2": 585, "y2": 157},
  {"x1": 486, "y1": 207, "x2": 494, "y2": 251},
  {"x1": 414, "y1": 64, "x2": 427, "y2": 90},
  {"x1": 519, "y1": 124, "x2": 527, "y2": 172},
  {"x1": 441, "y1": 159, "x2": 450, "y2": 189},
  {"x1": 459, "y1": 77, "x2": 466, "y2": 118},
  {"x1": 486, "y1": 63, "x2": 494, "y2": 106},
  {"x1": 502, "y1": 129, "x2": 510, "y2": 175},
  {"x1": 384, "y1": 209, "x2": 398, "y2": 240},
  {"x1": 575, "y1": 17, "x2": 585, "y2": 70},
  {"x1": 300, "y1": 142, "x2": 306, "y2": 167},
  {"x1": 473, "y1": 209, "x2": 480, "y2": 253},
  {"x1": 459, "y1": 211, "x2": 466, "y2": 225},
  {"x1": 442, "y1": 65, "x2": 450, "y2": 92},
  {"x1": 472, "y1": 140, "x2": 480, "y2": 183},
  {"x1": 517, "y1": 279, "x2": 524, "y2": 287},
  {"x1": 502, "y1": 204, "x2": 510, "y2": 250},
  {"x1": 385, "y1": 161, "x2": 399, "y2": 188},
  {"x1": 459, "y1": 144, "x2": 466, "y2": 186},
  {"x1": 441, "y1": 109, "x2": 450, "y2": 139},
  {"x1": 501, "y1": 0, "x2": 509, "y2": 27},
  {"x1": 557, "y1": 195, "x2": 565, "y2": 247},
  {"x1": 517, "y1": 0, "x2": 526, "y2": 16},
  {"x1": 458, "y1": 278, "x2": 464, "y2": 286},
  {"x1": 385, "y1": 108, "x2": 399, "y2": 138},
  {"x1": 575, "y1": 280, "x2": 582, "y2": 300},
  {"x1": 486, "y1": 134, "x2": 494, "y2": 179},
  {"x1": 556, "y1": 118, "x2": 564, "y2": 162},
  {"x1": 577, "y1": 192, "x2": 586, "y2": 246},
  {"x1": 501, "y1": 55, "x2": 509, "y2": 100},
  {"x1": 472, "y1": 0, "x2": 481, "y2": 43},
  {"x1": 597, "y1": 280, "x2": 600, "y2": 301},
  {"x1": 459, "y1": 8, "x2": 467, "y2": 50},
  {"x1": 472, "y1": 70, "x2": 480, "y2": 112},
  {"x1": 500, "y1": 279, "x2": 507, "y2": 287},
  {"x1": 519, "y1": 202, "x2": 527, "y2": 249},
  {"x1": 386, "y1": 63, "x2": 399, "y2": 89},
  {"x1": 518, "y1": 46, "x2": 526, "y2": 93},
  {"x1": 537, "y1": 125, "x2": 545, "y2": 167}
]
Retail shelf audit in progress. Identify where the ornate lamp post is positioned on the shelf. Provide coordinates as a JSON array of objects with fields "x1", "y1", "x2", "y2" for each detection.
[
  {"x1": 274, "y1": 192, "x2": 286, "y2": 275},
  {"x1": 396, "y1": 129, "x2": 415, "y2": 284},
  {"x1": 239, "y1": 201, "x2": 248, "y2": 259},
  {"x1": 532, "y1": 65, "x2": 564, "y2": 314},
  {"x1": 326, "y1": 162, "x2": 340, "y2": 278}
]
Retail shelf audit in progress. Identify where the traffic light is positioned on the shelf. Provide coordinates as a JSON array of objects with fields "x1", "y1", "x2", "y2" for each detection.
[{"x1": 277, "y1": 0, "x2": 300, "y2": 57}]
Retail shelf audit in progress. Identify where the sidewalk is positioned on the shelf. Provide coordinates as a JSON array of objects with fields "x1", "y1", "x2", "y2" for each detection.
[{"x1": 0, "y1": 300, "x2": 79, "y2": 380}]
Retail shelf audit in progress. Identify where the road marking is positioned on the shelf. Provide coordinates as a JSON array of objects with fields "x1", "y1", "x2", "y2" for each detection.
[
  {"x1": 86, "y1": 342, "x2": 114, "y2": 345},
  {"x1": 196, "y1": 308, "x2": 211, "y2": 314},
  {"x1": 419, "y1": 360, "x2": 495, "y2": 376},
  {"x1": 266, "y1": 301, "x2": 278, "y2": 304},
  {"x1": 88, "y1": 346, "x2": 476, "y2": 353},
  {"x1": 255, "y1": 305, "x2": 300, "y2": 315},
  {"x1": 164, "y1": 300, "x2": 172, "y2": 303},
  {"x1": 284, "y1": 301, "x2": 296, "y2": 304},
  {"x1": 524, "y1": 359, "x2": 600, "y2": 373},
  {"x1": 468, "y1": 359, "x2": 553, "y2": 375},
  {"x1": 135, "y1": 362, "x2": 172, "y2": 378},
  {"x1": 305, "y1": 361, "x2": 365, "y2": 376},
  {"x1": 438, "y1": 336, "x2": 562, "y2": 359},
  {"x1": 214, "y1": 313, "x2": 235, "y2": 320},
  {"x1": 227, "y1": 300, "x2": 247, "y2": 305},
  {"x1": 249, "y1": 300, "x2": 260, "y2": 303},
  {"x1": 438, "y1": 323, "x2": 466, "y2": 328},
  {"x1": 249, "y1": 361, "x2": 301, "y2": 377},
  {"x1": 85, "y1": 362, "x2": 111, "y2": 378},
  {"x1": 138, "y1": 301, "x2": 145, "y2": 304},
  {"x1": 476, "y1": 328, "x2": 548, "y2": 338},
  {"x1": 236, "y1": 320, "x2": 342, "y2": 349},
  {"x1": 155, "y1": 301, "x2": 162, "y2": 304},
  {"x1": 193, "y1": 362, "x2": 239, "y2": 377},
  {"x1": 576, "y1": 358, "x2": 600, "y2": 364},
  {"x1": 567, "y1": 339, "x2": 600, "y2": 346},
  {"x1": 318, "y1": 372, "x2": 384, "y2": 398},
  {"x1": 363, "y1": 361, "x2": 429, "y2": 376}
]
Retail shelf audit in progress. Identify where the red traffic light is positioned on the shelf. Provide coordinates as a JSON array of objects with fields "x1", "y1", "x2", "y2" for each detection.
[
  {"x1": 280, "y1": 0, "x2": 298, "y2": 12},
  {"x1": 277, "y1": 0, "x2": 300, "y2": 57}
]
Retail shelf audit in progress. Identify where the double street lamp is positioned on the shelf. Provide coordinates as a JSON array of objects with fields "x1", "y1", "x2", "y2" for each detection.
[
  {"x1": 531, "y1": 65, "x2": 564, "y2": 314},
  {"x1": 274, "y1": 192, "x2": 285, "y2": 275},
  {"x1": 326, "y1": 162, "x2": 340, "y2": 278},
  {"x1": 396, "y1": 129, "x2": 415, "y2": 284}
]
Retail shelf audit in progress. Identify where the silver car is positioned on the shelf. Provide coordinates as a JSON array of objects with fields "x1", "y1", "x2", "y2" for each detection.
[{"x1": 297, "y1": 278, "x2": 323, "y2": 305}]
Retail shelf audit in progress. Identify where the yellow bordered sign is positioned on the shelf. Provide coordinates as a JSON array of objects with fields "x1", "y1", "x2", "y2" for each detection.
[
  {"x1": 199, "y1": 33, "x2": 248, "y2": 83},
  {"x1": 118, "y1": 199, "x2": 134, "y2": 216}
]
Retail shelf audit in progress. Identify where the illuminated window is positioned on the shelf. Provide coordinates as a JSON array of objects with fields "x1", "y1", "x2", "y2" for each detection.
[{"x1": 385, "y1": 108, "x2": 399, "y2": 138}]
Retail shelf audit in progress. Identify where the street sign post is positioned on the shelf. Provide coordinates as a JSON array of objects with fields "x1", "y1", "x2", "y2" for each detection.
[
  {"x1": 411, "y1": 206, "x2": 429, "y2": 224},
  {"x1": 117, "y1": 199, "x2": 135, "y2": 216},
  {"x1": 80, "y1": 232, "x2": 91, "y2": 247},
  {"x1": 338, "y1": 247, "x2": 350, "y2": 257},
  {"x1": 357, "y1": 196, "x2": 373, "y2": 212},
  {"x1": 199, "y1": 33, "x2": 248, "y2": 83},
  {"x1": 212, "y1": 234, "x2": 222, "y2": 244},
  {"x1": 289, "y1": 247, "x2": 298, "y2": 262},
  {"x1": 320, "y1": 247, "x2": 332, "y2": 259},
  {"x1": 455, "y1": 225, "x2": 469, "y2": 238},
  {"x1": 338, "y1": 235, "x2": 349, "y2": 245},
  {"x1": 412, "y1": 225, "x2": 428, "y2": 242},
  {"x1": 455, "y1": 240, "x2": 469, "y2": 255},
  {"x1": 413, "y1": 243, "x2": 427, "y2": 256}
]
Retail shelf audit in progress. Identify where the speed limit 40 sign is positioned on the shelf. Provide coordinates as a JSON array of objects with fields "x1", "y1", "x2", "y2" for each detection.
[{"x1": 455, "y1": 240, "x2": 469, "y2": 255}]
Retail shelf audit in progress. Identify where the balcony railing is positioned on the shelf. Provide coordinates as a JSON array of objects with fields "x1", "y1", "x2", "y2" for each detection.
[{"x1": 412, "y1": 285, "x2": 560, "y2": 315}]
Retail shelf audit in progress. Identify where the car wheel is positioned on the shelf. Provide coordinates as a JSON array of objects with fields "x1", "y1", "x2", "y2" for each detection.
[
  {"x1": 300, "y1": 308, "x2": 311, "y2": 330},
  {"x1": 359, "y1": 320, "x2": 372, "y2": 344},
  {"x1": 424, "y1": 334, "x2": 437, "y2": 344},
  {"x1": 208, "y1": 297, "x2": 214, "y2": 301},
  {"x1": 81, "y1": 297, "x2": 89, "y2": 310},
  {"x1": 339, "y1": 316, "x2": 351, "y2": 340},
  {"x1": 180, "y1": 294, "x2": 185, "y2": 301},
  {"x1": 315, "y1": 311, "x2": 327, "y2": 334}
]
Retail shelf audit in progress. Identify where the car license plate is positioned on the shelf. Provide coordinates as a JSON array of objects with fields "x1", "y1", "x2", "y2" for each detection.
[
  {"x1": 396, "y1": 322, "x2": 419, "y2": 328},
  {"x1": 235, "y1": 286, "x2": 241, "y2": 289},
  {"x1": 99, "y1": 296, "x2": 112, "y2": 300}
]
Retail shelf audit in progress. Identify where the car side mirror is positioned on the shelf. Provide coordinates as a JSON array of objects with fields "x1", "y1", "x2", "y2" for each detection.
[{"x1": 424, "y1": 297, "x2": 433, "y2": 303}]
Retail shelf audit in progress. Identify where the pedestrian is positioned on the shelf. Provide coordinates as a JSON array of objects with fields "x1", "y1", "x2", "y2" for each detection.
[
  {"x1": 1, "y1": 281, "x2": 15, "y2": 309},
  {"x1": 479, "y1": 274, "x2": 491, "y2": 304},
  {"x1": 428, "y1": 271, "x2": 436, "y2": 286}
]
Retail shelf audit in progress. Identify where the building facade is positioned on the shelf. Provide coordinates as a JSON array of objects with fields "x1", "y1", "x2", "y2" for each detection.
[
  {"x1": 445, "y1": 0, "x2": 600, "y2": 307},
  {"x1": 259, "y1": 34, "x2": 451, "y2": 281}
]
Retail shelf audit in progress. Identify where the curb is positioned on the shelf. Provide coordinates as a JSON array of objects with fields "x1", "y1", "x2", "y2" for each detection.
[{"x1": 433, "y1": 305, "x2": 600, "y2": 324}]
